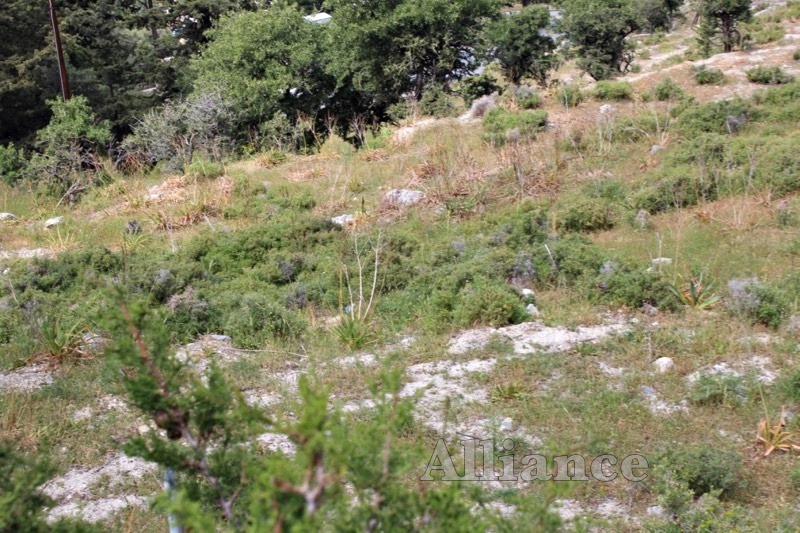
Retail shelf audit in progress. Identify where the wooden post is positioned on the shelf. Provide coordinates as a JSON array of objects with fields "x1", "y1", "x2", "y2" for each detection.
[{"x1": 48, "y1": 0, "x2": 71, "y2": 100}]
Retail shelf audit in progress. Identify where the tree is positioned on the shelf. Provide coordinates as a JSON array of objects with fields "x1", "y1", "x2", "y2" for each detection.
[
  {"x1": 324, "y1": 0, "x2": 502, "y2": 125},
  {"x1": 486, "y1": 5, "x2": 558, "y2": 87},
  {"x1": 191, "y1": 5, "x2": 333, "y2": 147},
  {"x1": 637, "y1": 0, "x2": 685, "y2": 32},
  {"x1": 698, "y1": 0, "x2": 751, "y2": 53},
  {"x1": 559, "y1": 0, "x2": 642, "y2": 80},
  {"x1": 26, "y1": 96, "x2": 111, "y2": 200}
]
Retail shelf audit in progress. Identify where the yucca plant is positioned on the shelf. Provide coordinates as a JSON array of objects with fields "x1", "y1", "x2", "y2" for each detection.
[
  {"x1": 28, "y1": 318, "x2": 92, "y2": 365},
  {"x1": 756, "y1": 403, "x2": 800, "y2": 457},
  {"x1": 668, "y1": 272, "x2": 722, "y2": 309}
]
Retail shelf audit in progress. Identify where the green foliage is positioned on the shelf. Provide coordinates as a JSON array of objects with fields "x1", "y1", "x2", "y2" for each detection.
[
  {"x1": 658, "y1": 445, "x2": 746, "y2": 499},
  {"x1": 698, "y1": 0, "x2": 753, "y2": 53},
  {"x1": 692, "y1": 65, "x2": 726, "y2": 85},
  {"x1": 794, "y1": 49, "x2": 800, "y2": 61},
  {"x1": 0, "y1": 444, "x2": 98, "y2": 532},
  {"x1": 636, "y1": 0, "x2": 685, "y2": 32},
  {"x1": 512, "y1": 85, "x2": 543, "y2": 109},
  {"x1": 457, "y1": 74, "x2": 503, "y2": 105},
  {"x1": 667, "y1": 272, "x2": 723, "y2": 309},
  {"x1": 25, "y1": 96, "x2": 111, "y2": 198},
  {"x1": 332, "y1": 314, "x2": 374, "y2": 350},
  {"x1": 418, "y1": 84, "x2": 462, "y2": 118},
  {"x1": 591, "y1": 80, "x2": 634, "y2": 101},
  {"x1": 482, "y1": 108, "x2": 548, "y2": 144},
  {"x1": 454, "y1": 281, "x2": 528, "y2": 327},
  {"x1": 224, "y1": 293, "x2": 306, "y2": 348},
  {"x1": 677, "y1": 98, "x2": 751, "y2": 135},
  {"x1": 560, "y1": 0, "x2": 642, "y2": 79},
  {"x1": 634, "y1": 171, "x2": 719, "y2": 213},
  {"x1": 690, "y1": 373, "x2": 750, "y2": 405},
  {"x1": 750, "y1": 283, "x2": 790, "y2": 329},
  {"x1": 595, "y1": 264, "x2": 677, "y2": 309},
  {"x1": 486, "y1": 5, "x2": 558, "y2": 86},
  {"x1": 556, "y1": 85, "x2": 585, "y2": 108},
  {"x1": 559, "y1": 197, "x2": 619, "y2": 232},
  {"x1": 652, "y1": 77, "x2": 688, "y2": 101},
  {"x1": 745, "y1": 65, "x2": 796, "y2": 84},
  {"x1": 0, "y1": 143, "x2": 24, "y2": 185},
  {"x1": 184, "y1": 158, "x2": 224, "y2": 180}
]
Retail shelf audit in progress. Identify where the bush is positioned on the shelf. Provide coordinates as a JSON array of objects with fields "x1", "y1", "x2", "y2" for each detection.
[
  {"x1": 595, "y1": 265, "x2": 677, "y2": 310},
  {"x1": 482, "y1": 108, "x2": 548, "y2": 145},
  {"x1": 750, "y1": 283, "x2": 790, "y2": 328},
  {"x1": 690, "y1": 373, "x2": 750, "y2": 405},
  {"x1": 454, "y1": 281, "x2": 527, "y2": 327},
  {"x1": 746, "y1": 65, "x2": 795, "y2": 85},
  {"x1": 559, "y1": 197, "x2": 618, "y2": 232},
  {"x1": 512, "y1": 85, "x2": 542, "y2": 109},
  {"x1": 653, "y1": 77, "x2": 687, "y2": 101},
  {"x1": 591, "y1": 80, "x2": 634, "y2": 101},
  {"x1": 556, "y1": 85, "x2": 584, "y2": 108},
  {"x1": 0, "y1": 144, "x2": 24, "y2": 186},
  {"x1": 794, "y1": 49, "x2": 800, "y2": 61},
  {"x1": 457, "y1": 74, "x2": 502, "y2": 105},
  {"x1": 677, "y1": 98, "x2": 751, "y2": 135},
  {"x1": 660, "y1": 445, "x2": 746, "y2": 499},
  {"x1": 419, "y1": 84, "x2": 461, "y2": 118},
  {"x1": 692, "y1": 65, "x2": 725, "y2": 85},
  {"x1": 185, "y1": 158, "x2": 224, "y2": 180},
  {"x1": 224, "y1": 293, "x2": 306, "y2": 348},
  {"x1": 634, "y1": 171, "x2": 719, "y2": 214}
]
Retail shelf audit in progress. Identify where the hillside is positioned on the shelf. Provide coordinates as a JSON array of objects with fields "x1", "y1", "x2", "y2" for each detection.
[{"x1": 3, "y1": 1, "x2": 800, "y2": 531}]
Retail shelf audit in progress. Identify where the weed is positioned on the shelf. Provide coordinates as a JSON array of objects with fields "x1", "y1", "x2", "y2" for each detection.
[
  {"x1": 28, "y1": 317, "x2": 93, "y2": 366},
  {"x1": 185, "y1": 158, "x2": 224, "y2": 180},
  {"x1": 659, "y1": 445, "x2": 746, "y2": 499},
  {"x1": 556, "y1": 85, "x2": 584, "y2": 108},
  {"x1": 332, "y1": 314, "x2": 374, "y2": 350},
  {"x1": 483, "y1": 108, "x2": 548, "y2": 145},
  {"x1": 690, "y1": 374, "x2": 749, "y2": 405},
  {"x1": 756, "y1": 404, "x2": 800, "y2": 456},
  {"x1": 652, "y1": 78, "x2": 688, "y2": 102}
]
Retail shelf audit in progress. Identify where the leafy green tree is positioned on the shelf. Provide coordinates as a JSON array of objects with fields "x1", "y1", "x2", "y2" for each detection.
[
  {"x1": 486, "y1": 5, "x2": 558, "y2": 87},
  {"x1": 192, "y1": 5, "x2": 333, "y2": 146},
  {"x1": 699, "y1": 0, "x2": 752, "y2": 53},
  {"x1": 324, "y1": 0, "x2": 501, "y2": 125},
  {"x1": 560, "y1": 0, "x2": 642, "y2": 80},
  {"x1": 637, "y1": 0, "x2": 685, "y2": 32},
  {"x1": 26, "y1": 96, "x2": 111, "y2": 199}
]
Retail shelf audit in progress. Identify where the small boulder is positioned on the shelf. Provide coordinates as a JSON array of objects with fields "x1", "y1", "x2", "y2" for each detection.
[
  {"x1": 633, "y1": 209, "x2": 650, "y2": 230},
  {"x1": 520, "y1": 288, "x2": 535, "y2": 298},
  {"x1": 331, "y1": 214, "x2": 355, "y2": 226},
  {"x1": 125, "y1": 220, "x2": 142, "y2": 235},
  {"x1": 599, "y1": 104, "x2": 615, "y2": 115},
  {"x1": 654, "y1": 357, "x2": 674, "y2": 373},
  {"x1": 45, "y1": 216, "x2": 64, "y2": 228},
  {"x1": 0, "y1": 212, "x2": 17, "y2": 221},
  {"x1": 649, "y1": 144, "x2": 665, "y2": 155},
  {"x1": 384, "y1": 189, "x2": 424, "y2": 208},
  {"x1": 651, "y1": 257, "x2": 672, "y2": 266},
  {"x1": 526, "y1": 303, "x2": 540, "y2": 316}
]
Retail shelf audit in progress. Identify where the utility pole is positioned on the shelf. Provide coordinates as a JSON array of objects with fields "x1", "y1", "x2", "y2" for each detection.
[{"x1": 48, "y1": 0, "x2": 71, "y2": 100}]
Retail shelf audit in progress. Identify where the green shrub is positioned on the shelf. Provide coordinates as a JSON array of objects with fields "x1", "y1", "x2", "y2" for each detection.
[
  {"x1": 595, "y1": 265, "x2": 677, "y2": 310},
  {"x1": 653, "y1": 77, "x2": 687, "y2": 101},
  {"x1": 224, "y1": 293, "x2": 306, "y2": 348},
  {"x1": 677, "y1": 98, "x2": 751, "y2": 135},
  {"x1": 267, "y1": 185, "x2": 317, "y2": 210},
  {"x1": 0, "y1": 143, "x2": 24, "y2": 186},
  {"x1": 746, "y1": 66, "x2": 795, "y2": 85},
  {"x1": 660, "y1": 445, "x2": 746, "y2": 499},
  {"x1": 556, "y1": 85, "x2": 584, "y2": 108},
  {"x1": 419, "y1": 83, "x2": 461, "y2": 118},
  {"x1": 692, "y1": 65, "x2": 725, "y2": 85},
  {"x1": 794, "y1": 49, "x2": 800, "y2": 61},
  {"x1": 185, "y1": 158, "x2": 224, "y2": 179},
  {"x1": 634, "y1": 171, "x2": 719, "y2": 214},
  {"x1": 454, "y1": 281, "x2": 527, "y2": 327},
  {"x1": 458, "y1": 74, "x2": 502, "y2": 105},
  {"x1": 777, "y1": 366, "x2": 800, "y2": 404},
  {"x1": 751, "y1": 283, "x2": 790, "y2": 329},
  {"x1": 559, "y1": 197, "x2": 618, "y2": 232},
  {"x1": 690, "y1": 374, "x2": 750, "y2": 405},
  {"x1": 513, "y1": 84, "x2": 542, "y2": 109},
  {"x1": 591, "y1": 80, "x2": 634, "y2": 101},
  {"x1": 482, "y1": 108, "x2": 548, "y2": 144}
]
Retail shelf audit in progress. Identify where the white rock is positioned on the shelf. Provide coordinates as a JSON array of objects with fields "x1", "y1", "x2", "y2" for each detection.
[
  {"x1": 137, "y1": 424, "x2": 151, "y2": 436},
  {"x1": 525, "y1": 303, "x2": 540, "y2": 316},
  {"x1": 650, "y1": 144, "x2": 665, "y2": 154},
  {"x1": 45, "y1": 216, "x2": 65, "y2": 228},
  {"x1": 520, "y1": 288, "x2": 535, "y2": 298},
  {"x1": 654, "y1": 357, "x2": 674, "y2": 373},
  {"x1": 651, "y1": 257, "x2": 672, "y2": 266},
  {"x1": 599, "y1": 104, "x2": 615, "y2": 115},
  {"x1": 646, "y1": 505, "x2": 665, "y2": 518},
  {"x1": 384, "y1": 189, "x2": 425, "y2": 207},
  {"x1": 330, "y1": 214, "x2": 355, "y2": 226},
  {"x1": 500, "y1": 417, "x2": 513, "y2": 432},
  {"x1": 0, "y1": 212, "x2": 17, "y2": 221}
]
